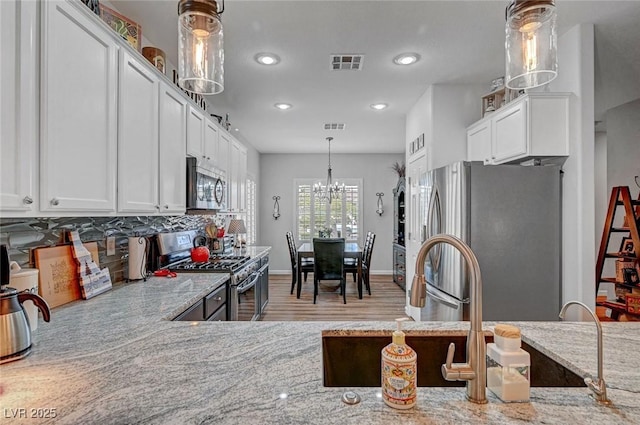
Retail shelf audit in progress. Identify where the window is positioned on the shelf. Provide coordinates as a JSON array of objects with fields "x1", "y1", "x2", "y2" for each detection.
[
  {"x1": 295, "y1": 179, "x2": 362, "y2": 244},
  {"x1": 246, "y1": 176, "x2": 257, "y2": 244}
]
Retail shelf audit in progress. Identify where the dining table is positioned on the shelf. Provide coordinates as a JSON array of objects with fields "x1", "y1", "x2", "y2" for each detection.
[{"x1": 297, "y1": 241, "x2": 363, "y2": 300}]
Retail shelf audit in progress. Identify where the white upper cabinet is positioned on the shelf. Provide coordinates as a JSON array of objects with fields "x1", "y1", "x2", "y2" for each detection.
[
  {"x1": 159, "y1": 81, "x2": 187, "y2": 213},
  {"x1": 0, "y1": 0, "x2": 38, "y2": 214},
  {"x1": 218, "y1": 131, "x2": 230, "y2": 178},
  {"x1": 493, "y1": 100, "x2": 527, "y2": 163},
  {"x1": 117, "y1": 50, "x2": 159, "y2": 213},
  {"x1": 467, "y1": 93, "x2": 569, "y2": 165},
  {"x1": 228, "y1": 139, "x2": 248, "y2": 213},
  {"x1": 466, "y1": 120, "x2": 491, "y2": 164},
  {"x1": 186, "y1": 105, "x2": 206, "y2": 161},
  {"x1": 204, "y1": 117, "x2": 219, "y2": 171},
  {"x1": 40, "y1": 0, "x2": 118, "y2": 212}
]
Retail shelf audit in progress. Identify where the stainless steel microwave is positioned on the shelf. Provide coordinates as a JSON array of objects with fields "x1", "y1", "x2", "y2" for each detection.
[{"x1": 186, "y1": 157, "x2": 226, "y2": 212}]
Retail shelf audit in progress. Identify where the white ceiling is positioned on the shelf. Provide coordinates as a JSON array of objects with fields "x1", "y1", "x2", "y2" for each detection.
[{"x1": 110, "y1": 0, "x2": 640, "y2": 154}]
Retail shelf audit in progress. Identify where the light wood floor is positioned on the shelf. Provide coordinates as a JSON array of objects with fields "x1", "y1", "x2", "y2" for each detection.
[{"x1": 261, "y1": 273, "x2": 410, "y2": 321}]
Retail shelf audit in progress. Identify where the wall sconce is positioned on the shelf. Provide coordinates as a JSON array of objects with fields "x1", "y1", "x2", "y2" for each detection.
[
  {"x1": 376, "y1": 192, "x2": 384, "y2": 216},
  {"x1": 178, "y1": 0, "x2": 225, "y2": 94},
  {"x1": 272, "y1": 195, "x2": 281, "y2": 220}
]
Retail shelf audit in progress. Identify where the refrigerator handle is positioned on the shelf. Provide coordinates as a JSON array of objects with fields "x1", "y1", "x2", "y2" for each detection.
[
  {"x1": 428, "y1": 185, "x2": 442, "y2": 271},
  {"x1": 426, "y1": 284, "x2": 460, "y2": 309}
]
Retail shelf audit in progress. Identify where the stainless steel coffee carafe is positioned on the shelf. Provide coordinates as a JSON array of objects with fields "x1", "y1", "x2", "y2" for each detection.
[{"x1": 1, "y1": 244, "x2": 51, "y2": 364}]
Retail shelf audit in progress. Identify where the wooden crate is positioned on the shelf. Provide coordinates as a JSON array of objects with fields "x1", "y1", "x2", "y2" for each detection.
[
  {"x1": 480, "y1": 87, "x2": 518, "y2": 118},
  {"x1": 626, "y1": 294, "x2": 640, "y2": 314}
]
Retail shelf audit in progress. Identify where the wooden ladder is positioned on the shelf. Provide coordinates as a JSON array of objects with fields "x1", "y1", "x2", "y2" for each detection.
[{"x1": 595, "y1": 186, "x2": 640, "y2": 319}]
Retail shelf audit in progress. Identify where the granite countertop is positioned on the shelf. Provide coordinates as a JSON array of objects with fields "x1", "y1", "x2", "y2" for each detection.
[{"x1": 2, "y1": 257, "x2": 639, "y2": 424}]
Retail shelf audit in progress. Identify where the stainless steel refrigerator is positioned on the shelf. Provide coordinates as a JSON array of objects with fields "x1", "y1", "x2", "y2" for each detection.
[{"x1": 414, "y1": 161, "x2": 561, "y2": 321}]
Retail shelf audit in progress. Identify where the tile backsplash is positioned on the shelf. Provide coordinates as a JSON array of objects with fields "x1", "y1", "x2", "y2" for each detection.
[{"x1": 0, "y1": 215, "x2": 222, "y2": 283}]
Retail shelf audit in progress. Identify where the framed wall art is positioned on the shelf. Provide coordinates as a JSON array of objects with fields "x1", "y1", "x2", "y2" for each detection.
[
  {"x1": 99, "y1": 4, "x2": 142, "y2": 52},
  {"x1": 620, "y1": 237, "x2": 635, "y2": 255}
]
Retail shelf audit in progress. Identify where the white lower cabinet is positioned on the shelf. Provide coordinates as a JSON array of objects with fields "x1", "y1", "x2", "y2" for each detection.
[
  {"x1": 40, "y1": 0, "x2": 118, "y2": 212},
  {"x1": 117, "y1": 50, "x2": 159, "y2": 214},
  {"x1": 467, "y1": 93, "x2": 569, "y2": 165},
  {"x1": 0, "y1": 0, "x2": 38, "y2": 214},
  {"x1": 158, "y1": 82, "x2": 187, "y2": 213}
]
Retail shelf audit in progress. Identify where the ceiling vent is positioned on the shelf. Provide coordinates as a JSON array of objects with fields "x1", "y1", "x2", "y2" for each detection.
[
  {"x1": 324, "y1": 123, "x2": 346, "y2": 130},
  {"x1": 331, "y1": 54, "x2": 364, "y2": 71}
]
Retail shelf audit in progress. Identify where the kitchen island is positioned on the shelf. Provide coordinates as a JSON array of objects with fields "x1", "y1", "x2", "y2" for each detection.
[{"x1": 1, "y1": 271, "x2": 639, "y2": 424}]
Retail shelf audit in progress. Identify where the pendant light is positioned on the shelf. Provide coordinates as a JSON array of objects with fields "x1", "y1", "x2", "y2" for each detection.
[
  {"x1": 505, "y1": 0, "x2": 557, "y2": 89},
  {"x1": 313, "y1": 137, "x2": 344, "y2": 205},
  {"x1": 178, "y1": 0, "x2": 224, "y2": 94}
]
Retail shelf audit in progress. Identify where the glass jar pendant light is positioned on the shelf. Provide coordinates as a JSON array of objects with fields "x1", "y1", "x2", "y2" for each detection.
[
  {"x1": 505, "y1": 0, "x2": 557, "y2": 89},
  {"x1": 178, "y1": 0, "x2": 224, "y2": 94}
]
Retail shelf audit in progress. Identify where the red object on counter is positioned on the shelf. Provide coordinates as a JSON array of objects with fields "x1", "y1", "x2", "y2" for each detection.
[
  {"x1": 154, "y1": 269, "x2": 177, "y2": 278},
  {"x1": 190, "y1": 246, "x2": 210, "y2": 263},
  {"x1": 216, "y1": 228, "x2": 225, "y2": 238}
]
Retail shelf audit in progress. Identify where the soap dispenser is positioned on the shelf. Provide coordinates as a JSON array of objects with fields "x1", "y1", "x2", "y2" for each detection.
[
  {"x1": 381, "y1": 318, "x2": 417, "y2": 409},
  {"x1": 486, "y1": 324, "x2": 530, "y2": 402}
]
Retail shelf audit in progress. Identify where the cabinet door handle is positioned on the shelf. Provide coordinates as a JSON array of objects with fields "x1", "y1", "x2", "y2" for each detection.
[
  {"x1": 212, "y1": 296, "x2": 222, "y2": 301},
  {"x1": 23, "y1": 196, "x2": 33, "y2": 205},
  {"x1": 155, "y1": 205, "x2": 160, "y2": 210},
  {"x1": 164, "y1": 205, "x2": 169, "y2": 209},
  {"x1": 51, "y1": 198, "x2": 59, "y2": 206}
]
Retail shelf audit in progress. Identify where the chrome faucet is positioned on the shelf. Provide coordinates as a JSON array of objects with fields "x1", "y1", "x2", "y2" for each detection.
[
  {"x1": 409, "y1": 234, "x2": 486, "y2": 404},
  {"x1": 559, "y1": 301, "x2": 611, "y2": 405}
]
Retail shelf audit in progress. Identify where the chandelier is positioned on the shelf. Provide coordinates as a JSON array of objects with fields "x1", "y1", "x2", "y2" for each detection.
[{"x1": 313, "y1": 137, "x2": 344, "y2": 204}]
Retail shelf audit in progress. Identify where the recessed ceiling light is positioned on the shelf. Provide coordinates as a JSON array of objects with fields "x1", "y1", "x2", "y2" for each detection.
[
  {"x1": 370, "y1": 103, "x2": 388, "y2": 110},
  {"x1": 234, "y1": 128, "x2": 239, "y2": 132},
  {"x1": 255, "y1": 53, "x2": 280, "y2": 65},
  {"x1": 393, "y1": 53, "x2": 420, "y2": 66},
  {"x1": 274, "y1": 103, "x2": 292, "y2": 110}
]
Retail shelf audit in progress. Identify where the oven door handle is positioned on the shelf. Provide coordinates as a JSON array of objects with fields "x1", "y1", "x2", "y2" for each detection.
[{"x1": 237, "y1": 272, "x2": 259, "y2": 293}]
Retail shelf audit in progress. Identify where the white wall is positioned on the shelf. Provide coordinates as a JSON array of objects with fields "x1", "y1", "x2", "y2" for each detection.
[
  {"x1": 403, "y1": 83, "x2": 484, "y2": 320},
  {"x1": 406, "y1": 84, "x2": 485, "y2": 172},
  {"x1": 594, "y1": 100, "x2": 640, "y2": 300},
  {"x1": 259, "y1": 153, "x2": 403, "y2": 273},
  {"x1": 606, "y1": 99, "x2": 640, "y2": 191},
  {"x1": 546, "y1": 24, "x2": 596, "y2": 315}
]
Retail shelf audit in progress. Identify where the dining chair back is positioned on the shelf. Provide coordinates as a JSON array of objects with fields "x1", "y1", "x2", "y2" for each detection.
[
  {"x1": 312, "y1": 238, "x2": 346, "y2": 304},
  {"x1": 286, "y1": 232, "x2": 313, "y2": 295},
  {"x1": 361, "y1": 232, "x2": 376, "y2": 295},
  {"x1": 344, "y1": 231, "x2": 372, "y2": 282}
]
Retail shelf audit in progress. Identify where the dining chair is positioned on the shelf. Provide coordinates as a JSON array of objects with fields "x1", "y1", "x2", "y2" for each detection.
[
  {"x1": 361, "y1": 232, "x2": 376, "y2": 295},
  {"x1": 344, "y1": 231, "x2": 373, "y2": 284},
  {"x1": 286, "y1": 232, "x2": 314, "y2": 295},
  {"x1": 312, "y1": 238, "x2": 346, "y2": 304}
]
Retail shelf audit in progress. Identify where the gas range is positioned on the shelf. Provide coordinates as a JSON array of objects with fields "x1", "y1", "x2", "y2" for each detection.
[
  {"x1": 156, "y1": 231, "x2": 258, "y2": 284},
  {"x1": 155, "y1": 231, "x2": 265, "y2": 321},
  {"x1": 170, "y1": 255, "x2": 250, "y2": 273}
]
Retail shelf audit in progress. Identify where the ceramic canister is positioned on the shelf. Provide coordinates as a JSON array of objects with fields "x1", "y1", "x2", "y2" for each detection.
[
  {"x1": 142, "y1": 47, "x2": 166, "y2": 74},
  {"x1": 9, "y1": 262, "x2": 40, "y2": 331}
]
